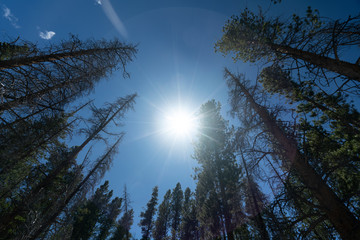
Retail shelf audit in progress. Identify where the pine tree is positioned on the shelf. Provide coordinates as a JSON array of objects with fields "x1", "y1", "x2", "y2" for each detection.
[
  {"x1": 169, "y1": 182, "x2": 183, "y2": 240},
  {"x1": 259, "y1": 63, "x2": 360, "y2": 214},
  {"x1": 193, "y1": 100, "x2": 242, "y2": 240},
  {"x1": 259, "y1": 63, "x2": 360, "y2": 131},
  {"x1": 180, "y1": 187, "x2": 199, "y2": 240},
  {"x1": 0, "y1": 35, "x2": 137, "y2": 239},
  {"x1": 0, "y1": 36, "x2": 136, "y2": 125},
  {"x1": 215, "y1": 8, "x2": 360, "y2": 82},
  {"x1": 20, "y1": 95, "x2": 135, "y2": 239},
  {"x1": 217, "y1": 8, "x2": 360, "y2": 238},
  {"x1": 0, "y1": 95, "x2": 136, "y2": 238},
  {"x1": 153, "y1": 189, "x2": 172, "y2": 240},
  {"x1": 97, "y1": 196, "x2": 123, "y2": 240},
  {"x1": 0, "y1": 112, "x2": 73, "y2": 200},
  {"x1": 0, "y1": 40, "x2": 29, "y2": 61},
  {"x1": 239, "y1": 150, "x2": 270, "y2": 240},
  {"x1": 117, "y1": 185, "x2": 134, "y2": 240},
  {"x1": 139, "y1": 186, "x2": 159, "y2": 240},
  {"x1": 29, "y1": 136, "x2": 123, "y2": 240},
  {"x1": 225, "y1": 68, "x2": 360, "y2": 239},
  {"x1": 71, "y1": 181, "x2": 114, "y2": 239}
]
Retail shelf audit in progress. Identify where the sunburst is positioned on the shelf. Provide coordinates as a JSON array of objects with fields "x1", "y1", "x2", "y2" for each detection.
[{"x1": 163, "y1": 108, "x2": 198, "y2": 139}]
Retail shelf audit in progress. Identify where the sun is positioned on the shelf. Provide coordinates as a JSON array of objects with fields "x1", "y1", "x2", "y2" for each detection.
[{"x1": 164, "y1": 109, "x2": 197, "y2": 139}]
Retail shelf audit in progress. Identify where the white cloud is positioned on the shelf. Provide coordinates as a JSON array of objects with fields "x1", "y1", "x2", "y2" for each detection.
[
  {"x1": 39, "y1": 31, "x2": 56, "y2": 40},
  {"x1": 2, "y1": 5, "x2": 20, "y2": 28},
  {"x1": 95, "y1": 0, "x2": 102, "y2": 5}
]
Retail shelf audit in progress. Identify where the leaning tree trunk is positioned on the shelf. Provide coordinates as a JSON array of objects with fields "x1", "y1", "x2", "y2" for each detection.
[
  {"x1": 28, "y1": 137, "x2": 122, "y2": 240},
  {"x1": 0, "y1": 46, "x2": 131, "y2": 70},
  {"x1": 0, "y1": 74, "x2": 86, "y2": 112},
  {"x1": 0, "y1": 95, "x2": 135, "y2": 236},
  {"x1": 226, "y1": 69, "x2": 360, "y2": 240},
  {"x1": 271, "y1": 43, "x2": 360, "y2": 82},
  {"x1": 0, "y1": 101, "x2": 90, "y2": 201}
]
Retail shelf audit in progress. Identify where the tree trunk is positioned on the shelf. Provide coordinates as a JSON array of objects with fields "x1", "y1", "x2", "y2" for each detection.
[
  {"x1": 0, "y1": 47, "x2": 128, "y2": 70},
  {"x1": 0, "y1": 91, "x2": 79, "y2": 130},
  {"x1": 0, "y1": 101, "x2": 90, "y2": 200},
  {"x1": 0, "y1": 75, "x2": 82, "y2": 112},
  {"x1": 226, "y1": 69, "x2": 360, "y2": 240},
  {"x1": 240, "y1": 151, "x2": 270, "y2": 240},
  {"x1": 271, "y1": 43, "x2": 360, "y2": 82},
  {"x1": 28, "y1": 137, "x2": 122, "y2": 240},
  {"x1": 215, "y1": 164, "x2": 234, "y2": 240},
  {"x1": 0, "y1": 96, "x2": 135, "y2": 236},
  {"x1": 0, "y1": 119, "x2": 76, "y2": 201}
]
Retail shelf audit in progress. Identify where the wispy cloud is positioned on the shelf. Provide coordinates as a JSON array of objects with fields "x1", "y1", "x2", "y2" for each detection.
[
  {"x1": 2, "y1": 5, "x2": 20, "y2": 28},
  {"x1": 95, "y1": 0, "x2": 102, "y2": 5},
  {"x1": 39, "y1": 31, "x2": 56, "y2": 40},
  {"x1": 101, "y1": 0, "x2": 128, "y2": 39}
]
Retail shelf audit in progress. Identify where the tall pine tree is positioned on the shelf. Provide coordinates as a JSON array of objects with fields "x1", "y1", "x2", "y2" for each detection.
[
  {"x1": 153, "y1": 190, "x2": 172, "y2": 240},
  {"x1": 139, "y1": 186, "x2": 159, "y2": 240},
  {"x1": 193, "y1": 100, "x2": 242, "y2": 240}
]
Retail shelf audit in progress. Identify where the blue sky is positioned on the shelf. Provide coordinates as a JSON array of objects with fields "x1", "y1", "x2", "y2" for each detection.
[{"x1": 1, "y1": 0, "x2": 359, "y2": 238}]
